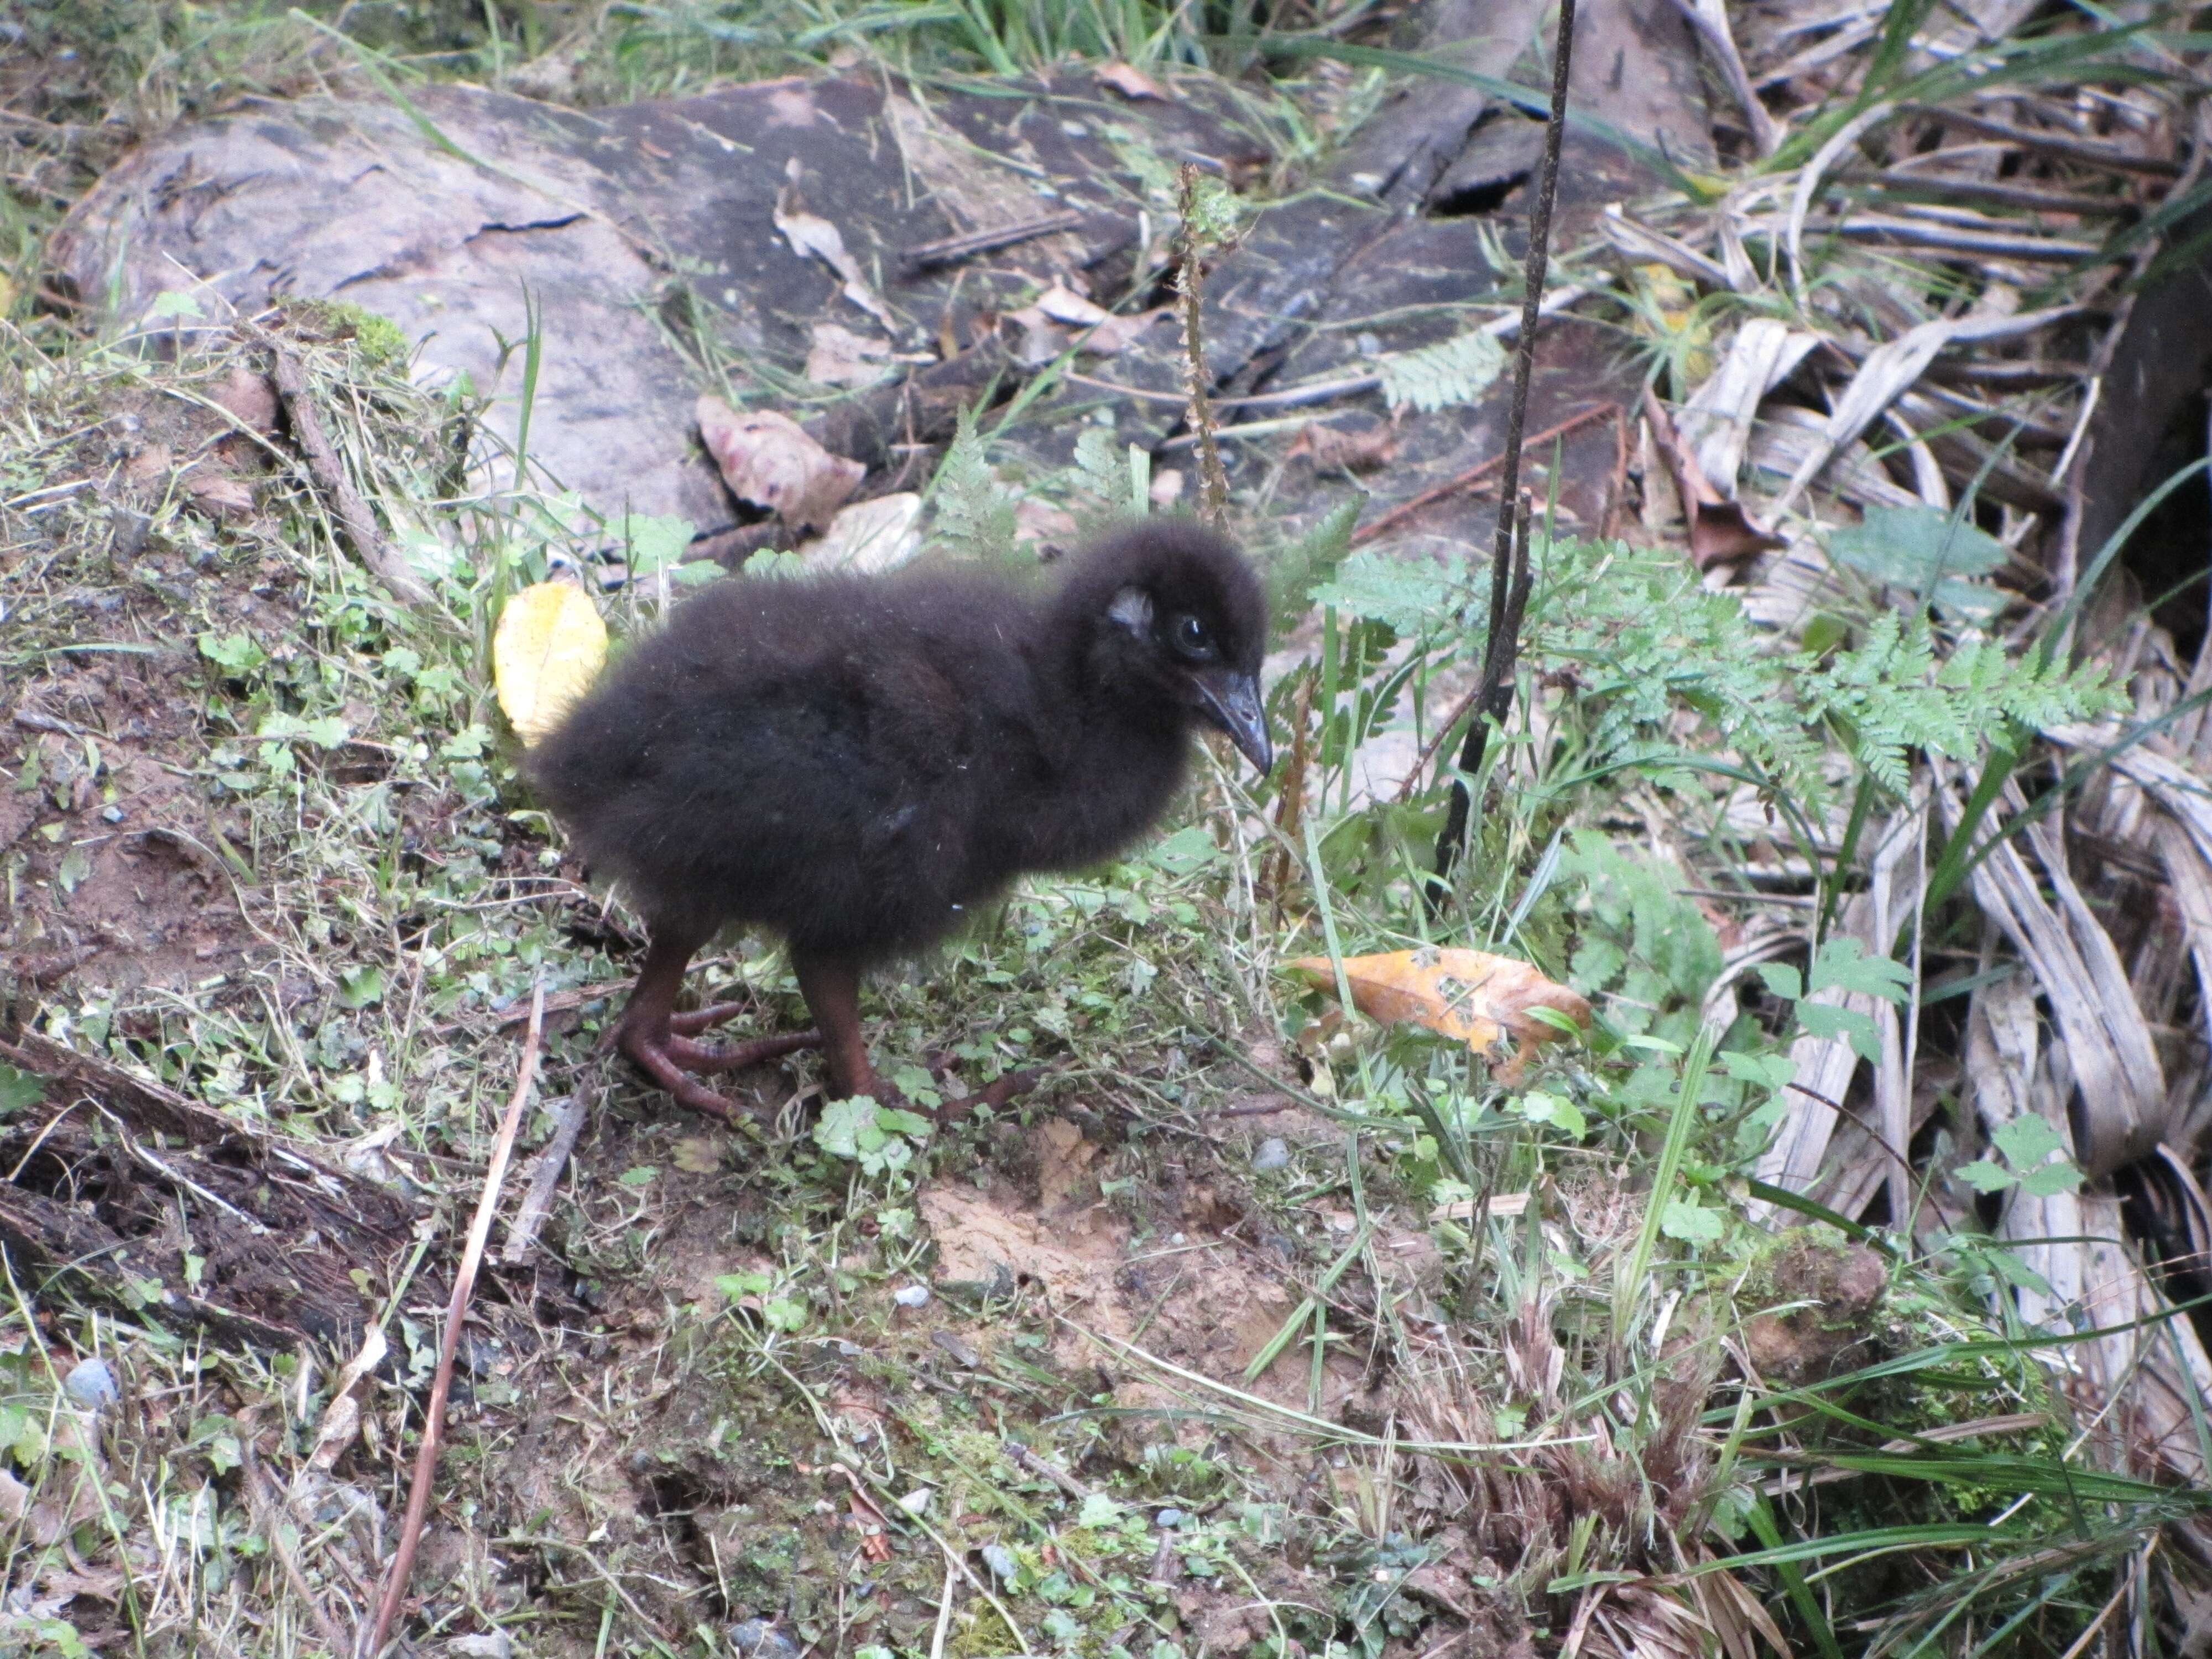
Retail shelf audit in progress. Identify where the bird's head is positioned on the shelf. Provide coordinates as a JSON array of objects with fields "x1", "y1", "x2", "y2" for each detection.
[{"x1": 1067, "y1": 521, "x2": 1274, "y2": 775}]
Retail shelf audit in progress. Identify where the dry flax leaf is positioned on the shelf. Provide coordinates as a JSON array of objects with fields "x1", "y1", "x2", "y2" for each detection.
[
  {"x1": 697, "y1": 396, "x2": 865, "y2": 532},
  {"x1": 1288, "y1": 948, "x2": 1590, "y2": 1081},
  {"x1": 1674, "y1": 317, "x2": 1819, "y2": 495},
  {"x1": 494, "y1": 580, "x2": 608, "y2": 747},
  {"x1": 1096, "y1": 62, "x2": 1170, "y2": 101},
  {"x1": 1933, "y1": 770, "x2": 2163, "y2": 1178},
  {"x1": 774, "y1": 159, "x2": 895, "y2": 328},
  {"x1": 1751, "y1": 813, "x2": 1919, "y2": 1222},
  {"x1": 1771, "y1": 304, "x2": 2080, "y2": 516}
]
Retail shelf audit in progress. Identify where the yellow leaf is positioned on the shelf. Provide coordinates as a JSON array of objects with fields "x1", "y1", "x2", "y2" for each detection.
[
  {"x1": 493, "y1": 581, "x2": 607, "y2": 746},
  {"x1": 1288, "y1": 948, "x2": 1590, "y2": 1083}
]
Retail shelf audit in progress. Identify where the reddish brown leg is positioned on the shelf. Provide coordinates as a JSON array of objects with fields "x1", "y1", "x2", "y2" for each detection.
[
  {"x1": 619, "y1": 932, "x2": 815, "y2": 1120},
  {"x1": 792, "y1": 949, "x2": 885, "y2": 1102}
]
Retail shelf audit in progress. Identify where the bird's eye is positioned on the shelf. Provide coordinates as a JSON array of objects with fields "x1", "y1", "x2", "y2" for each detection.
[{"x1": 1171, "y1": 613, "x2": 1217, "y2": 661}]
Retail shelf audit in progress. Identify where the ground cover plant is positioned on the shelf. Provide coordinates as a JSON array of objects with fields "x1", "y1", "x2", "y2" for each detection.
[{"x1": 3, "y1": 2, "x2": 2211, "y2": 1657}]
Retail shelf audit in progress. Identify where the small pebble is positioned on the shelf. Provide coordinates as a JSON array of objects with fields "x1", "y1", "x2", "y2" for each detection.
[
  {"x1": 1355, "y1": 331, "x2": 1382, "y2": 356},
  {"x1": 893, "y1": 1284, "x2": 931, "y2": 1308},
  {"x1": 727, "y1": 1620, "x2": 800, "y2": 1659},
  {"x1": 982, "y1": 1543, "x2": 1020, "y2": 1582},
  {"x1": 1252, "y1": 1138, "x2": 1289, "y2": 1172},
  {"x1": 100, "y1": 806, "x2": 126, "y2": 825},
  {"x1": 1155, "y1": 1507, "x2": 1184, "y2": 1529},
  {"x1": 64, "y1": 1358, "x2": 118, "y2": 1411},
  {"x1": 448, "y1": 1634, "x2": 513, "y2": 1659}
]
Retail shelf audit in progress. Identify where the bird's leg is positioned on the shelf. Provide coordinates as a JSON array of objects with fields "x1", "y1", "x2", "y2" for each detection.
[
  {"x1": 791, "y1": 950, "x2": 886, "y2": 1102},
  {"x1": 619, "y1": 932, "x2": 815, "y2": 1119}
]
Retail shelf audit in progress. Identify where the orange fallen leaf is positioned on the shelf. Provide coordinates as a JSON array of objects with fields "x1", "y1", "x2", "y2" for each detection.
[
  {"x1": 1096, "y1": 61, "x2": 1170, "y2": 101},
  {"x1": 1288, "y1": 948, "x2": 1589, "y2": 1082}
]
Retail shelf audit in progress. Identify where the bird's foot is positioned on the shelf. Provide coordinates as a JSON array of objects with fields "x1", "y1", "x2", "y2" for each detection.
[
  {"x1": 665, "y1": 1029, "x2": 823, "y2": 1076},
  {"x1": 619, "y1": 1029, "x2": 762, "y2": 1124},
  {"x1": 668, "y1": 999, "x2": 756, "y2": 1037}
]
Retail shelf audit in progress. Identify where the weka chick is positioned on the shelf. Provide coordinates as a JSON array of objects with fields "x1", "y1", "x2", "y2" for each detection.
[{"x1": 528, "y1": 521, "x2": 1271, "y2": 1119}]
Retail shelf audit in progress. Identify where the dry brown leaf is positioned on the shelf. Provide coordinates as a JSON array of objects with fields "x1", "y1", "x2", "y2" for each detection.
[
  {"x1": 802, "y1": 491, "x2": 923, "y2": 573},
  {"x1": 697, "y1": 396, "x2": 864, "y2": 531},
  {"x1": 1003, "y1": 307, "x2": 1071, "y2": 367},
  {"x1": 774, "y1": 160, "x2": 895, "y2": 327},
  {"x1": 493, "y1": 580, "x2": 608, "y2": 747},
  {"x1": 1288, "y1": 948, "x2": 1589, "y2": 1081},
  {"x1": 211, "y1": 363, "x2": 280, "y2": 436},
  {"x1": 1035, "y1": 281, "x2": 1109, "y2": 326},
  {"x1": 805, "y1": 322, "x2": 895, "y2": 388},
  {"x1": 185, "y1": 465, "x2": 257, "y2": 522},
  {"x1": 1287, "y1": 421, "x2": 1399, "y2": 474},
  {"x1": 1015, "y1": 498, "x2": 1078, "y2": 550},
  {"x1": 1642, "y1": 387, "x2": 1784, "y2": 570},
  {"x1": 1083, "y1": 308, "x2": 1170, "y2": 355},
  {"x1": 1096, "y1": 61, "x2": 1170, "y2": 101}
]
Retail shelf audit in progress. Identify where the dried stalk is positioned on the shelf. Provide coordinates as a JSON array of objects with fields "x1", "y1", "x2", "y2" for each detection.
[
  {"x1": 1175, "y1": 164, "x2": 1230, "y2": 531},
  {"x1": 367, "y1": 979, "x2": 546, "y2": 1655},
  {"x1": 1428, "y1": 0, "x2": 1579, "y2": 899}
]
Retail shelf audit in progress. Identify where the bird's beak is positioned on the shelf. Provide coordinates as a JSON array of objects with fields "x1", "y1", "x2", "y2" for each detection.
[{"x1": 1192, "y1": 668, "x2": 1274, "y2": 775}]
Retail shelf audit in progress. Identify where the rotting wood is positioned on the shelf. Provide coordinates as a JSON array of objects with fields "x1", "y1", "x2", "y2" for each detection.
[{"x1": 0, "y1": 1031, "x2": 415, "y2": 1347}]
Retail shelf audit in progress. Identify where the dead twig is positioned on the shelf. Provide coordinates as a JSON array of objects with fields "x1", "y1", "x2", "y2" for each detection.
[
  {"x1": 897, "y1": 211, "x2": 1085, "y2": 276},
  {"x1": 1005, "y1": 1439, "x2": 1099, "y2": 1501},
  {"x1": 498, "y1": 1081, "x2": 593, "y2": 1265},
  {"x1": 268, "y1": 346, "x2": 434, "y2": 608},
  {"x1": 367, "y1": 978, "x2": 546, "y2": 1656},
  {"x1": 1427, "y1": 0, "x2": 1578, "y2": 904}
]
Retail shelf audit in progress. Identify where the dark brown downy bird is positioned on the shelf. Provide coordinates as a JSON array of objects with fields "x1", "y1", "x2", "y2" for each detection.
[{"x1": 528, "y1": 521, "x2": 1272, "y2": 1118}]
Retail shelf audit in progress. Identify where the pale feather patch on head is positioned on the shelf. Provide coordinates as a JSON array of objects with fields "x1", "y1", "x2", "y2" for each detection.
[{"x1": 1107, "y1": 585, "x2": 1154, "y2": 635}]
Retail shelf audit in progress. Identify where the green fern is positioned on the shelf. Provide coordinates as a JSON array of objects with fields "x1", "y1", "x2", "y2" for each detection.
[
  {"x1": 931, "y1": 404, "x2": 1018, "y2": 565},
  {"x1": 1066, "y1": 424, "x2": 1139, "y2": 536},
  {"x1": 1374, "y1": 330, "x2": 1507, "y2": 414},
  {"x1": 1322, "y1": 535, "x2": 2121, "y2": 820}
]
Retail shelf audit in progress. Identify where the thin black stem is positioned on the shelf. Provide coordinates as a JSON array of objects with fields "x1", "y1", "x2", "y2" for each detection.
[{"x1": 1430, "y1": 0, "x2": 1579, "y2": 903}]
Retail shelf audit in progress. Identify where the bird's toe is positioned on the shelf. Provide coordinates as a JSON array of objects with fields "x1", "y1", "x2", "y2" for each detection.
[
  {"x1": 667, "y1": 999, "x2": 756, "y2": 1037},
  {"x1": 666, "y1": 1029, "x2": 824, "y2": 1075},
  {"x1": 620, "y1": 1025, "x2": 766, "y2": 1123}
]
